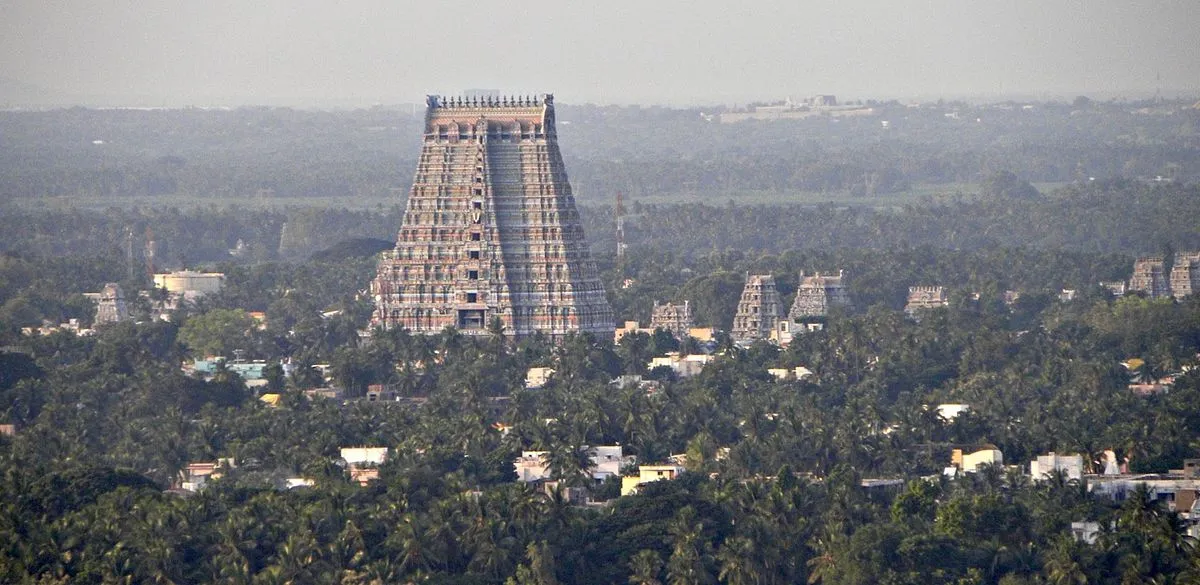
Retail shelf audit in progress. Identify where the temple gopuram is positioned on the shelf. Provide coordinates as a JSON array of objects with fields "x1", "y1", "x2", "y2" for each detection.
[{"x1": 370, "y1": 94, "x2": 614, "y2": 340}]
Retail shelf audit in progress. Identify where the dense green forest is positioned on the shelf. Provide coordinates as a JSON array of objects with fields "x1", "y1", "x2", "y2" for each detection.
[
  {"x1": 6, "y1": 245, "x2": 1200, "y2": 582},
  {"x1": 1, "y1": 178, "x2": 1197, "y2": 264},
  {"x1": 2, "y1": 99, "x2": 1197, "y2": 203}
]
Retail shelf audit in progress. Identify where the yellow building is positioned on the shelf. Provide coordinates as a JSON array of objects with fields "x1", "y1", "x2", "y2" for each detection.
[
  {"x1": 621, "y1": 464, "x2": 685, "y2": 496},
  {"x1": 153, "y1": 270, "x2": 226, "y2": 296}
]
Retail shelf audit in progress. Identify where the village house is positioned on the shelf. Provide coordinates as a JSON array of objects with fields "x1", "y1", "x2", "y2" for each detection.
[
  {"x1": 1030, "y1": 452, "x2": 1085, "y2": 481},
  {"x1": 647, "y1": 353, "x2": 714, "y2": 378},
  {"x1": 621, "y1": 464, "x2": 686, "y2": 496},
  {"x1": 341, "y1": 446, "x2": 388, "y2": 486}
]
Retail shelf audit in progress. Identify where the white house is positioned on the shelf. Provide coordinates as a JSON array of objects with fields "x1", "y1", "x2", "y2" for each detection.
[
  {"x1": 589, "y1": 445, "x2": 636, "y2": 481},
  {"x1": 340, "y1": 447, "x2": 389, "y2": 466},
  {"x1": 525, "y1": 367, "x2": 556, "y2": 389},
  {"x1": 1030, "y1": 452, "x2": 1084, "y2": 481},
  {"x1": 514, "y1": 451, "x2": 551, "y2": 483}
]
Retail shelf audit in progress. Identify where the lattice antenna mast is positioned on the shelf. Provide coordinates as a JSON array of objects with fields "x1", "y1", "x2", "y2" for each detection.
[
  {"x1": 125, "y1": 227, "x2": 135, "y2": 280},
  {"x1": 615, "y1": 192, "x2": 627, "y2": 263},
  {"x1": 144, "y1": 227, "x2": 156, "y2": 278}
]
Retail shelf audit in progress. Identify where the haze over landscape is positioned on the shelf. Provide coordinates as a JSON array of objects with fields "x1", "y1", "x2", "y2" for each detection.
[
  {"x1": 9, "y1": 3, "x2": 1200, "y2": 584},
  {"x1": 3, "y1": 0, "x2": 1198, "y2": 107}
]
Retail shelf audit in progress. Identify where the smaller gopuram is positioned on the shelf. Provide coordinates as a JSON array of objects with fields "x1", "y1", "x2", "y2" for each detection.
[
  {"x1": 788, "y1": 271, "x2": 852, "y2": 325},
  {"x1": 94, "y1": 283, "x2": 129, "y2": 325},
  {"x1": 1171, "y1": 252, "x2": 1200, "y2": 300},
  {"x1": 1129, "y1": 256, "x2": 1170, "y2": 299},
  {"x1": 732, "y1": 274, "x2": 783, "y2": 344},
  {"x1": 904, "y1": 286, "x2": 948, "y2": 316},
  {"x1": 649, "y1": 301, "x2": 694, "y2": 340}
]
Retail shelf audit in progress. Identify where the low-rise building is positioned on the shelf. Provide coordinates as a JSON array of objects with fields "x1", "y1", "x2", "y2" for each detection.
[
  {"x1": 514, "y1": 451, "x2": 551, "y2": 483},
  {"x1": 175, "y1": 458, "x2": 235, "y2": 492},
  {"x1": 952, "y1": 448, "x2": 1003, "y2": 473},
  {"x1": 589, "y1": 445, "x2": 636, "y2": 481},
  {"x1": 936, "y1": 404, "x2": 971, "y2": 421},
  {"x1": 190, "y1": 358, "x2": 274, "y2": 386},
  {"x1": 341, "y1": 447, "x2": 389, "y2": 466},
  {"x1": 525, "y1": 367, "x2": 556, "y2": 389},
  {"x1": 621, "y1": 464, "x2": 686, "y2": 496},
  {"x1": 341, "y1": 446, "x2": 388, "y2": 486},
  {"x1": 1030, "y1": 452, "x2": 1085, "y2": 481},
  {"x1": 614, "y1": 321, "x2": 653, "y2": 343},
  {"x1": 767, "y1": 366, "x2": 814, "y2": 381},
  {"x1": 514, "y1": 446, "x2": 636, "y2": 484},
  {"x1": 1071, "y1": 521, "x2": 1101, "y2": 544},
  {"x1": 1101, "y1": 281, "x2": 1128, "y2": 297},
  {"x1": 647, "y1": 353, "x2": 714, "y2": 378}
]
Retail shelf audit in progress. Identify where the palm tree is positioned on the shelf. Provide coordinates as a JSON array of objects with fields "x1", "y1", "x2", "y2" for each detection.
[
  {"x1": 1042, "y1": 535, "x2": 1088, "y2": 585},
  {"x1": 629, "y1": 549, "x2": 664, "y2": 585},
  {"x1": 716, "y1": 536, "x2": 759, "y2": 585},
  {"x1": 667, "y1": 507, "x2": 713, "y2": 585}
]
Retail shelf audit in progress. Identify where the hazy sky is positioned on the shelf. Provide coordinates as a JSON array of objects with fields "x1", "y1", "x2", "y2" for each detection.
[{"x1": 2, "y1": 0, "x2": 1197, "y2": 106}]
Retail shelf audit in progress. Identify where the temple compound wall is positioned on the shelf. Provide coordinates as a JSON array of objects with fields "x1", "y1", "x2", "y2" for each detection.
[{"x1": 370, "y1": 94, "x2": 614, "y2": 340}]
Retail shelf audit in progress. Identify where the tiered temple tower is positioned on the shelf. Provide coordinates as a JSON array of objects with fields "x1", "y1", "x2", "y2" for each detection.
[
  {"x1": 370, "y1": 94, "x2": 614, "y2": 340},
  {"x1": 93, "y1": 283, "x2": 128, "y2": 325},
  {"x1": 1129, "y1": 256, "x2": 1170, "y2": 299},
  {"x1": 731, "y1": 274, "x2": 783, "y2": 344},
  {"x1": 650, "y1": 301, "x2": 694, "y2": 340},
  {"x1": 1171, "y1": 252, "x2": 1200, "y2": 300},
  {"x1": 788, "y1": 271, "x2": 852, "y2": 324}
]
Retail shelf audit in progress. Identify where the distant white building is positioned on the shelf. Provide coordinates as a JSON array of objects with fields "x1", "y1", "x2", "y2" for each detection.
[
  {"x1": 514, "y1": 451, "x2": 551, "y2": 483},
  {"x1": 589, "y1": 445, "x2": 636, "y2": 481},
  {"x1": 767, "y1": 366, "x2": 814, "y2": 381},
  {"x1": 513, "y1": 446, "x2": 636, "y2": 484},
  {"x1": 1030, "y1": 452, "x2": 1084, "y2": 481},
  {"x1": 153, "y1": 270, "x2": 225, "y2": 300},
  {"x1": 525, "y1": 367, "x2": 555, "y2": 389},
  {"x1": 952, "y1": 448, "x2": 1003, "y2": 473},
  {"x1": 936, "y1": 404, "x2": 971, "y2": 421},
  {"x1": 340, "y1": 447, "x2": 388, "y2": 466},
  {"x1": 1071, "y1": 522, "x2": 1101, "y2": 544},
  {"x1": 340, "y1": 447, "x2": 388, "y2": 486},
  {"x1": 647, "y1": 353, "x2": 714, "y2": 378}
]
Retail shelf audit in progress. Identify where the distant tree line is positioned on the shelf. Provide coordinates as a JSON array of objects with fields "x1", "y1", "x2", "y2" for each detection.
[{"x1": 1, "y1": 99, "x2": 1197, "y2": 203}]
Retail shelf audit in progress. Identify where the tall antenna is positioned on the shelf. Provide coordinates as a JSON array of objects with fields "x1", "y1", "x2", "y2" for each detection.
[
  {"x1": 615, "y1": 192, "x2": 627, "y2": 264},
  {"x1": 125, "y1": 227, "x2": 135, "y2": 280},
  {"x1": 1155, "y1": 70, "x2": 1162, "y2": 104},
  {"x1": 144, "y1": 227, "x2": 156, "y2": 278}
]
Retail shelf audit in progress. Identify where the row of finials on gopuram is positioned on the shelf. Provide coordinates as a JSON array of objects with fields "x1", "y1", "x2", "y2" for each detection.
[{"x1": 369, "y1": 93, "x2": 615, "y2": 340}]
